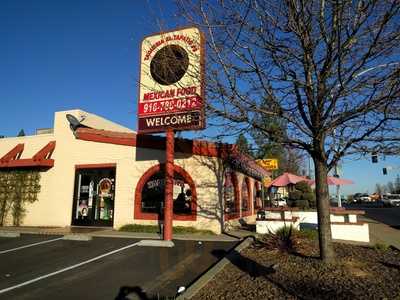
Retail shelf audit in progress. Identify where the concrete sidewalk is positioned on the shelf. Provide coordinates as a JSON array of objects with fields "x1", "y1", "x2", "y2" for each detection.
[
  {"x1": 0, "y1": 226, "x2": 240, "y2": 242},
  {"x1": 1, "y1": 219, "x2": 399, "y2": 248},
  {"x1": 361, "y1": 216, "x2": 400, "y2": 249}
]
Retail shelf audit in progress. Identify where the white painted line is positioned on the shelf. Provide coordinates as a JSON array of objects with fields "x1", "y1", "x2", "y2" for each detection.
[
  {"x1": 0, "y1": 238, "x2": 64, "y2": 254},
  {"x1": 0, "y1": 241, "x2": 140, "y2": 295}
]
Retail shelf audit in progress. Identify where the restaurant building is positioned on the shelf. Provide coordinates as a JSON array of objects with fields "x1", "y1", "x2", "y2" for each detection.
[{"x1": 0, "y1": 109, "x2": 269, "y2": 233}]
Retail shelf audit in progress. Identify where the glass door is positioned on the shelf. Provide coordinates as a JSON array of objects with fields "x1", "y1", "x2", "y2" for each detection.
[{"x1": 72, "y1": 167, "x2": 116, "y2": 227}]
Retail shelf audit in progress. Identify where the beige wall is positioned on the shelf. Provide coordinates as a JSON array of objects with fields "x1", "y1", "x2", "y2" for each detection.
[{"x1": 0, "y1": 109, "x2": 258, "y2": 234}]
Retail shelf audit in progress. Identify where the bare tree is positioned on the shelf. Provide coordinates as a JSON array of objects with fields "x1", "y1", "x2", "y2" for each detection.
[{"x1": 176, "y1": 0, "x2": 400, "y2": 262}]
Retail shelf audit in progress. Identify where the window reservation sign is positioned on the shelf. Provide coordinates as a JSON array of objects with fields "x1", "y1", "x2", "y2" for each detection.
[{"x1": 138, "y1": 27, "x2": 205, "y2": 133}]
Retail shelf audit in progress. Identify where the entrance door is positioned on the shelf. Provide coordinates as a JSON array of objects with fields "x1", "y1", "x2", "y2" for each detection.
[{"x1": 72, "y1": 167, "x2": 116, "y2": 227}]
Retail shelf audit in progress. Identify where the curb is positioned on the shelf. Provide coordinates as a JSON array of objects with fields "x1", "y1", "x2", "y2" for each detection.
[
  {"x1": 177, "y1": 236, "x2": 254, "y2": 300},
  {"x1": 63, "y1": 234, "x2": 93, "y2": 241},
  {"x1": 0, "y1": 231, "x2": 20, "y2": 238},
  {"x1": 0, "y1": 229, "x2": 239, "y2": 242},
  {"x1": 136, "y1": 240, "x2": 175, "y2": 247}
]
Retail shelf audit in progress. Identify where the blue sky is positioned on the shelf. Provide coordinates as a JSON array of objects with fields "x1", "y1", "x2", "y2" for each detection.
[{"x1": 1, "y1": 0, "x2": 399, "y2": 195}]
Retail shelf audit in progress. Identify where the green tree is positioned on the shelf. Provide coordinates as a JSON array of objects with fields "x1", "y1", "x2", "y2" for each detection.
[
  {"x1": 235, "y1": 133, "x2": 251, "y2": 155},
  {"x1": 251, "y1": 114, "x2": 305, "y2": 174},
  {"x1": 17, "y1": 129, "x2": 25, "y2": 137}
]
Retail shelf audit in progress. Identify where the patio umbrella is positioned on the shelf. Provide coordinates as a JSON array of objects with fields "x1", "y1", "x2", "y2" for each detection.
[{"x1": 268, "y1": 172, "x2": 312, "y2": 187}]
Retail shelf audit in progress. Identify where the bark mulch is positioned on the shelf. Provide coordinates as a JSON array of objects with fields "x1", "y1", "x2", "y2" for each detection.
[{"x1": 192, "y1": 237, "x2": 400, "y2": 300}]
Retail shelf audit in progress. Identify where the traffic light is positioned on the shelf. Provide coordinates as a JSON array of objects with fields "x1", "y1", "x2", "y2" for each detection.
[
  {"x1": 372, "y1": 153, "x2": 378, "y2": 163},
  {"x1": 383, "y1": 167, "x2": 387, "y2": 175}
]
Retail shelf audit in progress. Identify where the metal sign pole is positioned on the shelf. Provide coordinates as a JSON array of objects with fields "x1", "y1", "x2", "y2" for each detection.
[{"x1": 163, "y1": 128, "x2": 174, "y2": 241}]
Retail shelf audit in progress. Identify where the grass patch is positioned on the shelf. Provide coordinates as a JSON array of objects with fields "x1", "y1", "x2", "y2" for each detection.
[
  {"x1": 119, "y1": 224, "x2": 159, "y2": 233},
  {"x1": 173, "y1": 226, "x2": 215, "y2": 235},
  {"x1": 118, "y1": 224, "x2": 215, "y2": 235},
  {"x1": 373, "y1": 243, "x2": 390, "y2": 252},
  {"x1": 299, "y1": 228, "x2": 318, "y2": 240}
]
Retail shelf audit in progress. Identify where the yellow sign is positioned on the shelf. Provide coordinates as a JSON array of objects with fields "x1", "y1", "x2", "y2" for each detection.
[
  {"x1": 262, "y1": 177, "x2": 272, "y2": 187},
  {"x1": 257, "y1": 159, "x2": 279, "y2": 170}
]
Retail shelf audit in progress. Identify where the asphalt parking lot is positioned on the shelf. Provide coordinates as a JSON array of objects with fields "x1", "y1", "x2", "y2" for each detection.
[
  {"x1": 345, "y1": 203, "x2": 400, "y2": 229},
  {"x1": 0, "y1": 234, "x2": 237, "y2": 299}
]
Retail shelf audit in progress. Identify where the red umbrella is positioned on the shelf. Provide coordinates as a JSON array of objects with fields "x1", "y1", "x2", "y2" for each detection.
[
  {"x1": 268, "y1": 172, "x2": 312, "y2": 187},
  {"x1": 310, "y1": 176, "x2": 354, "y2": 186}
]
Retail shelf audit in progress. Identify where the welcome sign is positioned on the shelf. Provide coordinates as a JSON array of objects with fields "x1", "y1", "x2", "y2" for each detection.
[{"x1": 138, "y1": 27, "x2": 205, "y2": 133}]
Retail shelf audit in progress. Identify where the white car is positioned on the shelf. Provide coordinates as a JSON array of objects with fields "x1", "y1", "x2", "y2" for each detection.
[
  {"x1": 382, "y1": 194, "x2": 400, "y2": 207},
  {"x1": 354, "y1": 193, "x2": 371, "y2": 202},
  {"x1": 272, "y1": 198, "x2": 287, "y2": 207}
]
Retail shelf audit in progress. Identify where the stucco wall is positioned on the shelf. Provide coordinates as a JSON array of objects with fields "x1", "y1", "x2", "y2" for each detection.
[{"x1": 0, "y1": 109, "x2": 257, "y2": 234}]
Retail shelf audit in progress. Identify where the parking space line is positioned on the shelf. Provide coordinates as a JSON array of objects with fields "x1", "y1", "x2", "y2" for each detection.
[
  {"x1": 0, "y1": 241, "x2": 140, "y2": 295},
  {"x1": 0, "y1": 237, "x2": 64, "y2": 254}
]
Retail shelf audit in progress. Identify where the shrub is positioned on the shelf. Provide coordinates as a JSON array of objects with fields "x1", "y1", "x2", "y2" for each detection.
[
  {"x1": 293, "y1": 199, "x2": 309, "y2": 209},
  {"x1": 289, "y1": 190, "x2": 302, "y2": 201},
  {"x1": 302, "y1": 192, "x2": 316, "y2": 208},
  {"x1": 295, "y1": 181, "x2": 311, "y2": 193},
  {"x1": 287, "y1": 199, "x2": 295, "y2": 207},
  {"x1": 263, "y1": 225, "x2": 299, "y2": 253}
]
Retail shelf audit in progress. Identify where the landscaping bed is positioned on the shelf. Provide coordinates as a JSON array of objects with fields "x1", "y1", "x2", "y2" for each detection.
[
  {"x1": 192, "y1": 231, "x2": 400, "y2": 299},
  {"x1": 118, "y1": 224, "x2": 215, "y2": 235}
]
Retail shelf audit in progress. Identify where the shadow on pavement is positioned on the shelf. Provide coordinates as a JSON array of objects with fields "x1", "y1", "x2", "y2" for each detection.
[{"x1": 211, "y1": 248, "x2": 276, "y2": 279}]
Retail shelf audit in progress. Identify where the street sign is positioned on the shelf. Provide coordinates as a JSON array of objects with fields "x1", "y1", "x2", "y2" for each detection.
[
  {"x1": 138, "y1": 27, "x2": 205, "y2": 133},
  {"x1": 257, "y1": 159, "x2": 279, "y2": 170}
]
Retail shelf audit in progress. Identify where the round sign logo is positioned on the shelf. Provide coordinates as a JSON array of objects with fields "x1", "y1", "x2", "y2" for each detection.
[{"x1": 150, "y1": 45, "x2": 189, "y2": 85}]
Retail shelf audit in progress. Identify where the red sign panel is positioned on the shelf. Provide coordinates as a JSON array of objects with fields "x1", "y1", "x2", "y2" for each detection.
[{"x1": 138, "y1": 27, "x2": 205, "y2": 133}]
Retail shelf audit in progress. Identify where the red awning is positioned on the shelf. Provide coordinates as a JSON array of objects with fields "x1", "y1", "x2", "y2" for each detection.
[{"x1": 0, "y1": 141, "x2": 56, "y2": 169}]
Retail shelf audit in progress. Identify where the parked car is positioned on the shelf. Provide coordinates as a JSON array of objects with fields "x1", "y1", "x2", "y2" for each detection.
[
  {"x1": 353, "y1": 193, "x2": 371, "y2": 203},
  {"x1": 382, "y1": 194, "x2": 400, "y2": 207}
]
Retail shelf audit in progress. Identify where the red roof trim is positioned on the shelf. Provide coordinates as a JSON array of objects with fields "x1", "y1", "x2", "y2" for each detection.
[
  {"x1": 75, "y1": 129, "x2": 136, "y2": 147},
  {"x1": 0, "y1": 159, "x2": 54, "y2": 168},
  {"x1": 0, "y1": 143, "x2": 24, "y2": 163},
  {"x1": 0, "y1": 141, "x2": 56, "y2": 169},
  {"x1": 74, "y1": 128, "x2": 269, "y2": 179},
  {"x1": 75, "y1": 163, "x2": 117, "y2": 170},
  {"x1": 74, "y1": 128, "x2": 234, "y2": 158},
  {"x1": 33, "y1": 141, "x2": 56, "y2": 161}
]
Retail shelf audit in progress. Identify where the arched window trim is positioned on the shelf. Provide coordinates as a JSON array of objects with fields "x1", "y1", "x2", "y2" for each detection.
[
  {"x1": 242, "y1": 177, "x2": 253, "y2": 217},
  {"x1": 134, "y1": 164, "x2": 197, "y2": 221},
  {"x1": 254, "y1": 181, "x2": 262, "y2": 209},
  {"x1": 224, "y1": 171, "x2": 240, "y2": 221}
]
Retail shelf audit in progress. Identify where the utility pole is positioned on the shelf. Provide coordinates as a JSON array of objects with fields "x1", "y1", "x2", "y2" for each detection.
[{"x1": 334, "y1": 163, "x2": 341, "y2": 207}]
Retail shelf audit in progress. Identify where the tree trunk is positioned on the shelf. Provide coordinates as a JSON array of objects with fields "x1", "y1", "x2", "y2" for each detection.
[{"x1": 313, "y1": 156, "x2": 335, "y2": 263}]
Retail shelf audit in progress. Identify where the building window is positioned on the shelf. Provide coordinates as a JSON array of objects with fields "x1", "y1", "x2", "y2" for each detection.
[
  {"x1": 134, "y1": 164, "x2": 196, "y2": 221},
  {"x1": 141, "y1": 171, "x2": 192, "y2": 215},
  {"x1": 72, "y1": 165, "x2": 116, "y2": 227}
]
